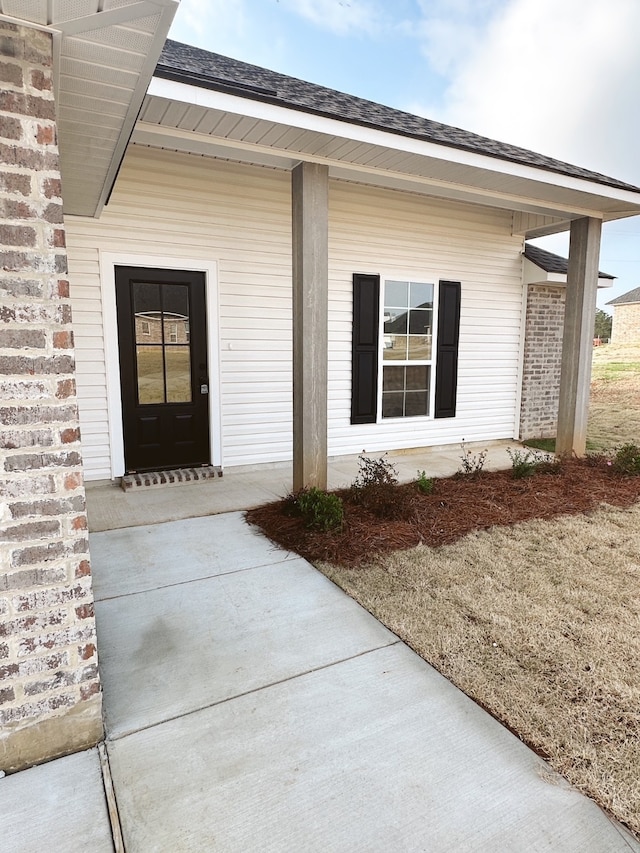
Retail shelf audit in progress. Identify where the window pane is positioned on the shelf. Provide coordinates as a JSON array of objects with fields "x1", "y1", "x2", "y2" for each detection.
[
  {"x1": 382, "y1": 391, "x2": 404, "y2": 418},
  {"x1": 408, "y1": 309, "x2": 432, "y2": 336},
  {"x1": 384, "y1": 280, "x2": 408, "y2": 307},
  {"x1": 406, "y1": 365, "x2": 429, "y2": 391},
  {"x1": 408, "y1": 336, "x2": 432, "y2": 360},
  {"x1": 133, "y1": 282, "x2": 161, "y2": 345},
  {"x1": 384, "y1": 307, "x2": 407, "y2": 335},
  {"x1": 409, "y1": 282, "x2": 433, "y2": 308},
  {"x1": 405, "y1": 390, "x2": 428, "y2": 417},
  {"x1": 165, "y1": 346, "x2": 192, "y2": 403},
  {"x1": 383, "y1": 365, "x2": 404, "y2": 391},
  {"x1": 383, "y1": 334, "x2": 408, "y2": 360},
  {"x1": 136, "y1": 346, "x2": 164, "y2": 404},
  {"x1": 163, "y1": 284, "x2": 189, "y2": 317}
]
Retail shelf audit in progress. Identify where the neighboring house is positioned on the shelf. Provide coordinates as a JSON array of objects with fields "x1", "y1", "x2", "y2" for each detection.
[
  {"x1": 607, "y1": 287, "x2": 640, "y2": 343},
  {"x1": 3, "y1": 1, "x2": 640, "y2": 772}
]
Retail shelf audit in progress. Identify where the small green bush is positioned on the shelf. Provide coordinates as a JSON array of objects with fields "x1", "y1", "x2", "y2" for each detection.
[
  {"x1": 458, "y1": 441, "x2": 488, "y2": 476},
  {"x1": 506, "y1": 447, "x2": 559, "y2": 479},
  {"x1": 415, "y1": 470, "x2": 435, "y2": 494},
  {"x1": 292, "y1": 487, "x2": 344, "y2": 532},
  {"x1": 611, "y1": 443, "x2": 640, "y2": 476}
]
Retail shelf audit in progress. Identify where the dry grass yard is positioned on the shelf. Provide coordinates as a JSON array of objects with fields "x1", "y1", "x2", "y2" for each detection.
[
  {"x1": 588, "y1": 342, "x2": 640, "y2": 450},
  {"x1": 318, "y1": 504, "x2": 640, "y2": 837},
  {"x1": 250, "y1": 342, "x2": 640, "y2": 837}
]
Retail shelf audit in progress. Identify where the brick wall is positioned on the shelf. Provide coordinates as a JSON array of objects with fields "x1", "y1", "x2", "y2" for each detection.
[
  {"x1": 0, "y1": 22, "x2": 102, "y2": 772},
  {"x1": 611, "y1": 302, "x2": 640, "y2": 344},
  {"x1": 519, "y1": 284, "x2": 566, "y2": 439}
]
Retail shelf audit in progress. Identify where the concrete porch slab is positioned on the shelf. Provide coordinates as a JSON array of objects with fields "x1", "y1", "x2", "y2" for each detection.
[
  {"x1": 0, "y1": 749, "x2": 114, "y2": 852},
  {"x1": 94, "y1": 534, "x2": 396, "y2": 738},
  {"x1": 89, "y1": 511, "x2": 292, "y2": 600},
  {"x1": 106, "y1": 642, "x2": 636, "y2": 853}
]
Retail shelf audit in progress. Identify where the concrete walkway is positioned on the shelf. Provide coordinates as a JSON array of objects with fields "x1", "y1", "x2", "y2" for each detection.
[{"x1": 4, "y1": 510, "x2": 639, "y2": 851}]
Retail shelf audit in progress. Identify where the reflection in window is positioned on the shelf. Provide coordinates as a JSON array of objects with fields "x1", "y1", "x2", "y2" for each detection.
[
  {"x1": 382, "y1": 280, "x2": 434, "y2": 418},
  {"x1": 132, "y1": 281, "x2": 192, "y2": 405}
]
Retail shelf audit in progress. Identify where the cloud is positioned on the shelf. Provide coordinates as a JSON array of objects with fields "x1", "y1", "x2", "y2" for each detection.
[
  {"x1": 170, "y1": 0, "x2": 248, "y2": 54},
  {"x1": 279, "y1": 0, "x2": 385, "y2": 36},
  {"x1": 426, "y1": 0, "x2": 640, "y2": 184}
]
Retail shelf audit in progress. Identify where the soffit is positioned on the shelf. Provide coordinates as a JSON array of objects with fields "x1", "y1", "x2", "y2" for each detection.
[
  {"x1": 135, "y1": 82, "x2": 640, "y2": 235},
  {"x1": 0, "y1": 0, "x2": 178, "y2": 216}
]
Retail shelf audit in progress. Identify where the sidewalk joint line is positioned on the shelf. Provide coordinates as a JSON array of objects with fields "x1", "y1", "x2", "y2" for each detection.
[
  {"x1": 105, "y1": 640, "x2": 401, "y2": 742},
  {"x1": 94, "y1": 555, "x2": 299, "y2": 602}
]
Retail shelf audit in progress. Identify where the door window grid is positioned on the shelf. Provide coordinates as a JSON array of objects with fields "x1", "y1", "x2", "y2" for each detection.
[{"x1": 133, "y1": 283, "x2": 192, "y2": 405}]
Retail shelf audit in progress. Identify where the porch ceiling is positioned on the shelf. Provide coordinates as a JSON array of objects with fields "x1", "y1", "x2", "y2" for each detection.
[
  {"x1": 0, "y1": 0, "x2": 178, "y2": 217},
  {"x1": 133, "y1": 78, "x2": 640, "y2": 237}
]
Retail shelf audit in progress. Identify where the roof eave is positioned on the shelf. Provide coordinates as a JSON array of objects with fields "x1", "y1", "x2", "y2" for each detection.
[
  {"x1": 138, "y1": 76, "x2": 640, "y2": 228},
  {"x1": 3, "y1": 1, "x2": 180, "y2": 218}
]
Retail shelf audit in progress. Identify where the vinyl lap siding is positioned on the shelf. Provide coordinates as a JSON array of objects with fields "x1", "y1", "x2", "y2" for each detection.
[
  {"x1": 66, "y1": 146, "x2": 292, "y2": 478},
  {"x1": 327, "y1": 181, "x2": 524, "y2": 456},
  {"x1": 66, "y1": 146, "x2": 524, "y2": 479}
]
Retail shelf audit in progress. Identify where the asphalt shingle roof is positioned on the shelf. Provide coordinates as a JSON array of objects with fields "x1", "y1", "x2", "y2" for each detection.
[
  {"x1": 607, "y1": 286, "x2": 640, "y2": 305},
  {"x1": 523, "y1": 244, "x2": 614, "y2": 279},
  {"x1": 156, "y1": 40, "x2": 640, "y2": 195}
]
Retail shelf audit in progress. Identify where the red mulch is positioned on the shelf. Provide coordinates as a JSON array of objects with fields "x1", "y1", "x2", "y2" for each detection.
[{"x1": 246, "y1": 457, "x2": 640, "y2": 568}]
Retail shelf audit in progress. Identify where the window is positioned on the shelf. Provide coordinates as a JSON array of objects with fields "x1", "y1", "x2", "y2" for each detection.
[
  {"x1": 141, "y1": 320, "x2": 150, "y2": 336},
  {"x1": 351, "y1": 274, "x2": 460, "y2": 425},
  {"x1": 381, "y1": 280, "x2": 433, "y2": 418}
]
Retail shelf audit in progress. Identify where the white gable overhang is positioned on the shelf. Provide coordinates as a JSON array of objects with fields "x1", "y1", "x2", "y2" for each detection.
[
  {"x1": 523, "y1": 258, "x2": 613, "y2": 289},
  {"x1": 132, "y1": 76, "x2": 640, "y2": 239},
  {"x1": 0, "y1": 0, "x2": 178, "y2": 217}
]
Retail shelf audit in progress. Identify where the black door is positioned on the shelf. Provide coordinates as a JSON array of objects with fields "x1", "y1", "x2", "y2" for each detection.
[{"x1": 115, "y1": 266, "x2": 210, "y2": 473}]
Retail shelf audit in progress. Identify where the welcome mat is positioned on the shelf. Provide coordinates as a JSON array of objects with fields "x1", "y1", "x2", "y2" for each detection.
[{"x1": 120, "y1": 466, "x2": 223, "y2": 491}]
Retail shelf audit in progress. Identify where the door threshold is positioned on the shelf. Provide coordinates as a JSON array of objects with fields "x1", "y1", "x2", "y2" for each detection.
[{"x1": 120, "y1": 465, "x2": 223, "y2": 491}]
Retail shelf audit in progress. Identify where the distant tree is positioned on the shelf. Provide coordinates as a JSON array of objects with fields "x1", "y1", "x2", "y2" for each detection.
[{"x1": 594, "y1": 308, "x2": 612, "y2": 341}]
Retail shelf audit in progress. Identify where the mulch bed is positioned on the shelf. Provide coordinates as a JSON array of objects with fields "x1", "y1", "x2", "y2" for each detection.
[{"x1": 246, "y1": 457, "x2": 640, "y2": 567}]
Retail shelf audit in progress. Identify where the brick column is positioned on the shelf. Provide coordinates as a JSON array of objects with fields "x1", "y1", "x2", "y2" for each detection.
[
  {"x1": 519, "y1": 285, "x2": 566, "y2": 439},
  {"x1": 0, "y1": 22, "x2": 102, "y2": 773}
]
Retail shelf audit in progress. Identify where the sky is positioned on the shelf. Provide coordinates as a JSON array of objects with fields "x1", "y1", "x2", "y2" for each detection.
[{"x1": 168, "y1": 0, "x2": 640, "y2": 313}]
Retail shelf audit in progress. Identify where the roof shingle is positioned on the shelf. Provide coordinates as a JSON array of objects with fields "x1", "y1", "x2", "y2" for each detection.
[
  {"x1": 607, "y1": 286, "x2": 640, "y2": 305},
  {"x1": 156, "y1": 41, "x2": 640, "y2": 195},
  {"x1": 524, "y1": 244, "x2": 614, "y2": 279}
]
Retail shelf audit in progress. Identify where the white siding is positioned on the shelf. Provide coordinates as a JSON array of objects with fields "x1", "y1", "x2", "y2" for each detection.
[
  {"x1": 327, "y1": 181, "x2": 524, "y2": 456},
  {"x1": 66, "y1": 145, "x2": 524, "y2": 480}
]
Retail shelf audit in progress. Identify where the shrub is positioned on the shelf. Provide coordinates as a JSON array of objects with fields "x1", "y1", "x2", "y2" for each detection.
[
  {"x1": 611, "y1": 443, "x2": 640, "y2": 476},
  {"x1": 506, "y1": 447, "x2": 559, "y2": 479},
  {"x1": 352, "y1": 454, "x2": 398, "y2": 489},
  {"x1": 458, "y1": 441, "x2": 488, "y2": 477},
  {"x1": 415, "y1": 470, "x2": 435, "y2": 494},
  {"x1": 350, "y1": 455, "x2": 411, "y2": 519},
  {"x1": 289, "y1": 487, "x2": 344, "y2": 532}
]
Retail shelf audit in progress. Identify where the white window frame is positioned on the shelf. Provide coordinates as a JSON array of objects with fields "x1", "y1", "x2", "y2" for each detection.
[
  {"x1": 377, "y1": 276, "x2": 439, "y2": 422},
  {"x1": 100, "y1": 252, "x2": 222, "y2": 479}
]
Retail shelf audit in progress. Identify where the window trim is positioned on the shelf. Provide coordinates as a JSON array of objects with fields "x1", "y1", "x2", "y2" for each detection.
[{"x1": 376, "y1": 275, "x2": 439, "y2": 422}]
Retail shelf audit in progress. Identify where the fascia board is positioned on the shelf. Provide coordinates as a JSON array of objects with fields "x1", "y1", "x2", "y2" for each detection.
[{"x1": 147, "y1": 76, "x2": 640, "y2": 214}]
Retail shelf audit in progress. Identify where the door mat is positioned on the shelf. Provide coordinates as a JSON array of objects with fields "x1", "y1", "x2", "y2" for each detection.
[{"x1": 120, "y1": 466, "x2": 223, "y2": 491}]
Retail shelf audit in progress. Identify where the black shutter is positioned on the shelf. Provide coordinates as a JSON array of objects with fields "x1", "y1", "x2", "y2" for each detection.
[
  {"x1": 434, "y1": 280, "x2": 461, "y2": 419},
  {"x1": 351, "y1": 273, "x2": 380, "y2": 424}
]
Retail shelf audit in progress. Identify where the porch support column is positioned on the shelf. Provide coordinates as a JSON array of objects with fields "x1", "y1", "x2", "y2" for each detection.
[
  {"x1": 292, "y1": 161, "x2": 329, "y2": 491},
  {"x1": 556, "y1": 216, "x2": 602, "y2": 456}
]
